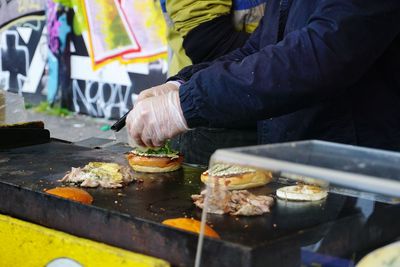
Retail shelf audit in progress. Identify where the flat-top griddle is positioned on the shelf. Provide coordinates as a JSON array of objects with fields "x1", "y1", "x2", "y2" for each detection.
[{"x1": 0, "y1": 140, "x2": 399, "y2": 267}]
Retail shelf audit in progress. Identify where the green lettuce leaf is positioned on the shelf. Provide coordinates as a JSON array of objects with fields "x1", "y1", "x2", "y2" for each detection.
[{"x1": 134, "y1": 140, "x2": 179, "y2": 158}]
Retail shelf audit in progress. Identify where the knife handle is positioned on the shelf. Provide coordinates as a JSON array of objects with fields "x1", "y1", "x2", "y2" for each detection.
[{"x1": 111, "y1": 110, "x2": 130, "y2": 132}]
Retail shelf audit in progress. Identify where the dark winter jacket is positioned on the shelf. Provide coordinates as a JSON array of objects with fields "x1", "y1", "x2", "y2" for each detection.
[{"x1": 172, "y1": 0, "x2": 400, "y2": 151}]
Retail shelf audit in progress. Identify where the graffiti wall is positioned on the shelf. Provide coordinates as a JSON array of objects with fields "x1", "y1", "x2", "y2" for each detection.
[
  {"x1": 0, "y1": 0, "x2": 168, "y2": 119},
  {"x1": 0, "y1": 0, "x2": 47, "y2": 99}
]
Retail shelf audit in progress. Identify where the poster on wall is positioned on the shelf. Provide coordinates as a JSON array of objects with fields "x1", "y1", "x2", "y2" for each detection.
[{"x1": 82, "y1": 0, "x2": 167, "y2": 68}]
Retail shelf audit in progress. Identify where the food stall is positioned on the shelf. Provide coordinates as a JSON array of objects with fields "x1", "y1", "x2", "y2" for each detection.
[{"x1": 1, "y1": 121, "x2": 400, "y2": 266}]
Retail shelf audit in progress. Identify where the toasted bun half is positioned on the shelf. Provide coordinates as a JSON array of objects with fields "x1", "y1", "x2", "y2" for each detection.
[
  {"x1": 46, "y1": 187, "x2": 93, "y2": 204},
  {"x1": 162, "y1": 218, "x2": 220, "y2": 238},
  {"x1": 126, "y1": 153, "x2": 183, "y2": 173},
  {"x1": 276, "y1": 185, "x2": 328, "y2": 201},
  {"x1": 201, "y1": 170, "x2": 272, "y2": 190}
]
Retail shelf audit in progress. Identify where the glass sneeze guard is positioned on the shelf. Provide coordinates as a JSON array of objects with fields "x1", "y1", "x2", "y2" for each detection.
[{"x1": 209, "y1": 140, "x2": 400, "y2": 198}]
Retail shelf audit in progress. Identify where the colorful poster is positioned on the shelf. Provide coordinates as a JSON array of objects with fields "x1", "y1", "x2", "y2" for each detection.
[
  {"x1": 118, "y1": 0, "x2": 167, "y2": 61},
  {"x1": 83, "y1": 0, "x2": 167, "y2": 68}
]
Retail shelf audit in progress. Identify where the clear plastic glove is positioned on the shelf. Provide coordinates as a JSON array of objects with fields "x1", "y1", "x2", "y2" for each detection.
[
  {"x1": 136, "y1": 82, "x2": 179, "y2": 103},
  {"x1": 126, "y1": 91, "x2": 189, "y2": 147}
]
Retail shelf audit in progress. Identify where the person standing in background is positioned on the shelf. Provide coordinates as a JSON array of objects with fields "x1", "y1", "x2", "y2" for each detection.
[
  {"x1": 160, "y1": 0, "x2": 266, "y2": 76},
  {"x1": 154, "y1": 0, "x2": 266, "y2": 164}
]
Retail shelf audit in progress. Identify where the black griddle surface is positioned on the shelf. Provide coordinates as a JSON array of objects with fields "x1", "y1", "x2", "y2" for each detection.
[{"x1": 1, "y1": 141, "x2": 400, "y2": 267}]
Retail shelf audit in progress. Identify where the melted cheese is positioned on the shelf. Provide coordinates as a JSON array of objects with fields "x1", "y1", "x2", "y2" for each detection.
[
  {"x1": 83, "y1": 162, "x2": 123, "y2": 182},
  {"x1": 130, "y1": 150, "x2": 179, "y2": 159},
  {"x1": 204, "y1": 164, "x2": 256, "y2": 177}
]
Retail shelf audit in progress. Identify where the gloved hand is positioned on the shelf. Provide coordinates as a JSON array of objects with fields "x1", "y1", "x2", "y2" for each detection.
[
  {"x1": 136, "y1": 82, "x2": 179, "y2": 102},
  {"x1": 126, "y1": 91, "x2": 189, "y2": 147}
]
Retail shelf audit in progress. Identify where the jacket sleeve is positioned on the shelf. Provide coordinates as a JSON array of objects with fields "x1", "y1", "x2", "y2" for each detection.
[
  {"x1": 183, "y1": 15, "x2": 250, "y2": 64},
  {"x1": 179, "y1": 0, "x2": 400, "y2": 128}
]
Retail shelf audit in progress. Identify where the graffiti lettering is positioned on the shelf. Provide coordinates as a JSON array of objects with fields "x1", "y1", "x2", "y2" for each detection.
[
  {"x1": 0, "y1": 30, "x2": 29, "y2": 94},
  {"x1": 72, "y1": 79, "x2": 134, "y2": 119},
  {"x1": 22, "y1": 21, "x2": 41, "y2": 31},
  {"x1": 47, "y1": 0, "x2": 60, "y2": 53},
  {"x1": 0, "y1": 18, "x2": 47, "y2": 95}
]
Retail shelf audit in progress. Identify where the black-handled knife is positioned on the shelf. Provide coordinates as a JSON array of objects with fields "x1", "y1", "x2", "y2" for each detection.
[{"x1": 111, "y1": 110, "x2": 130, "y2": 132}]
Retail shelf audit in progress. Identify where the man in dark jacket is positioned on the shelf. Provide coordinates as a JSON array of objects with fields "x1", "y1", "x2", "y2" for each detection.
[
  {"x1": 126, "y1": 0, "x2": 400, "y2": 153},
  {"x1": 158, "y1": 0, "x2": 266, "y2": 165}
]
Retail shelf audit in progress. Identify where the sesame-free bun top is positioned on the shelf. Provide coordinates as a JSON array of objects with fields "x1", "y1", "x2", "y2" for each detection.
[{"x1": 200, "y1": 164, "x2": 273, "y2": 190}]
